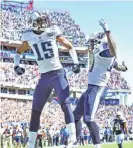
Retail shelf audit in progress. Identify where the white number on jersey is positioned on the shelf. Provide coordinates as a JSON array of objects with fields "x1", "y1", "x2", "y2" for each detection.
[
  {"x1": 115, "y1": 123, "x2": 121, "y2": 131},
  {"x1": 33, "y1": 41, "x2": 54, "y2": 61}
]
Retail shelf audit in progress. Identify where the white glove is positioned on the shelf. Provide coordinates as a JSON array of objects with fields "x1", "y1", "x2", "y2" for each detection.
[
  {"x1": 99, "y1": 19, "x2": 110, "y2": 32},
  {"x1": 126, "y1": 134, "x2": 130, "y2": 140}
]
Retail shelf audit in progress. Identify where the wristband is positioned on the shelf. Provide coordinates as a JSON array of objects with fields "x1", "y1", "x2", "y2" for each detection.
[
  {"x1": 69, "y1": 48, "x2": 79, "y2": 64},
  {"x1": 14, "y1": 53, "x2": 21, "y2": 66}
]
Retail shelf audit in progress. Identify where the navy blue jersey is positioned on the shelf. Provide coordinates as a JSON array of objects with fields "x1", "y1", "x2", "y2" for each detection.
[{"x1": 113, "y1": 119, "x2": 126, "y2": 135}]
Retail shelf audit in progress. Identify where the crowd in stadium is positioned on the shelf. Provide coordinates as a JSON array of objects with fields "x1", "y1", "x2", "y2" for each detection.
[
  {"x1": 0, "y1": 62, "x2": 130, "y2": 91},
  {"x1": 1, "y1": 9, "x2": 86, "y2": 46},
  {"x1": 1, "y1": 98, "x2": 133, "y2": 147}
]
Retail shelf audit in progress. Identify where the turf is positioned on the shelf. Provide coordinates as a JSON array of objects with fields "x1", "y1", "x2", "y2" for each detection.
[
  {"x1": 6, "y1": 142, "x2": 133, "y2": 148},
  {"x1": 78, "y1": 142, "x2": 133, "y2": 148}
]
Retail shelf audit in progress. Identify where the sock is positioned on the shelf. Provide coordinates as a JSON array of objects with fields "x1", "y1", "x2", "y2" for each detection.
[
  {"x1": 28, "y1": 131, "x2": 37, "y2": 148},
  {"x1": 66, "y1": 123, "x2": 76, "y2": 142},
  {"x1": 75, "y1": 120, "x2": 82, "y2": 142},
  {"x1": 94, "y1": 144, "x2": 101, "y2": 148}
]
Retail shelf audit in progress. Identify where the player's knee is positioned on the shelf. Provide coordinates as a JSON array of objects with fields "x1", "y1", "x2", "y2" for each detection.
[
  {"x1": 61, "y1": 102, "x2": 74, "y2": 124},
  {"x1": 30, "y1": 109, "x2": 41, "y2": 132},
  {"x1": 83, "y1": 115, "x2": 93, "y2": 123},
  {"x1": 73, "y1": 110, "x2": 76, "y2": 118},
  {"x1": 30, "y1": 109, "x2": 42, "y2": 122},
  {"x1": 61, "y1": 102, "x2": 71, "y2": 113},
  {"x1": 73, "y1": 111, "x2": 82, "y2": 122}
]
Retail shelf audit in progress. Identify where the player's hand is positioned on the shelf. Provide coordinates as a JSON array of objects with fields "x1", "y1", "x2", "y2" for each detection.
[
  {"x1": 72, "y1": 64, "x2": 80, "y2": 73},
  {"x1": 122, "y1": 61, "x2": 128, "y2": 71},
  {"x1": 14, "y1": 66, "x2": 25, "y2": 75},
  {"x1": 99, "y1": 19, "x2": 110, "y2": 32},
  {"x1": 126, "y1": 133, "x2": 130, "y2": 138}
]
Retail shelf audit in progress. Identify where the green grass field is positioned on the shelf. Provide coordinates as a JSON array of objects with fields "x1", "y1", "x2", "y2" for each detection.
[
  {"x1": 78, "y1": 142, "x2": 133, "y2": 148},
  {"x1": 43, "y1": 142, "x2": 133, "y2": 148},
  {"x1": 6, "y1": 142, "x2": 133, "y2": 148}
]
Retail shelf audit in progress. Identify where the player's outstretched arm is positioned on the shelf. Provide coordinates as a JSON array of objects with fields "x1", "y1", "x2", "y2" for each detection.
[
  {"x1": 99, "y1": 19, "x2": 116, "y2": 56},
  {"x1": 57, "y1": 36, "x2": 80, "y2": 73},
  {"x1": 105, "y1": 31, "x2": 116, "y2": 56},
  {"x1": 14, "y1": 41, "x2": 31, "y2": 75},
  {"x1": 16, "y1": 41, "x2": 31, "y2": 54},
  {"x1": 113, "y1": 61, "x2": 128, "y2": 72}
]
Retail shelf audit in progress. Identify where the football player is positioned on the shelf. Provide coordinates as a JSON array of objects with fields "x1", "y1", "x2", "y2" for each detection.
[
  {"x1": 13, "y1": 11, "x2": 80, "y2": 148},
  {"x1": 73, "y1": 20, "x2": 128, "y2": 148},
  {"x1": 113, "y1": 112, "x2": 129, "y2": 148}
]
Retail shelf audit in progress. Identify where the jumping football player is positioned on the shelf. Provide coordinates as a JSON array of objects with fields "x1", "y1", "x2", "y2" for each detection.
[
  {"x1": 13, "y1": 11, "x2": 80, "y2": 148},
  {"x1": 113, "y1": 112, "x2": 129, "y2": 148},
  {"x1": 73, "y1": 19, "x2": 128, "y2": 148}
]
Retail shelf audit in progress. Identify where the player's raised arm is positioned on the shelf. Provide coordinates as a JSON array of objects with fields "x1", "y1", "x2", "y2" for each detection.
[
  {"x1": 113, "y1": 61, "x2": 128, "y2": 72},
  {"x1": 99, "y1": 19, "x2": 116, "y2": 56},
  {"x1": 14, "y1": 40, "x2": 31, "y2": 75},
  {"x1": 56, "y1": 36, "x2": 80, "y2": 73}
]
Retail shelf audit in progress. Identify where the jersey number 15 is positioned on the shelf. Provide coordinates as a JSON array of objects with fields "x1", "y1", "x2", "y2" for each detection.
[{"x1": 33, "y1": 41, "x2": 54, "y2": 61}]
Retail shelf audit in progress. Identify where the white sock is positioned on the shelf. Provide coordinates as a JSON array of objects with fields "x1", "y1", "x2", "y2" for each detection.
[
  {"x1": 94, "y1": 144, "x2": 101, "y2": 148},
  {"x1": 28, "y1": 131, "x2": 37, "y2": 148},
  {"x1": 66, "y1": 123, "x2": 76, "y2": 142}
]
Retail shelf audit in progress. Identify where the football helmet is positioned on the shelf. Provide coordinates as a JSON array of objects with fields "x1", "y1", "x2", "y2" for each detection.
[
  {"x1": 116, "y1": 111, "x2": 123, "y2": 119},
  {"x1": 29, "y1": 11, "x2": 51, "y2": 31},
  {"x1": 87, "y1": 32, "x2": 106, "y2": 52}
]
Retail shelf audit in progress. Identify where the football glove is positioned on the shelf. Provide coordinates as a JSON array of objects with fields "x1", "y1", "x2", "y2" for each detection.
[
  {"x1": 122, "y1": 61, "x2": 128, "y2": 71},
  {"x1": 72, "y1": 64, "x2": 80, "y2": 73},
  {"x1": 99, "y1": 19, "x2": 110, "y2": 32},
  {"x1": 14, "y1": 66, "x2": 25, "y2": 75}
]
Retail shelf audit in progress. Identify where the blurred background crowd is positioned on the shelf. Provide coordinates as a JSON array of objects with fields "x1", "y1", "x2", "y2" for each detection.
[
  {"x1": 0, "y1": 62, "x2": 130, "y2": 91},
  {"x1": 1, "y1": 9, "x2": 87, "y2": 47},
  {"x1": 1, "y1": 99, "x2": 133, "y2": 147}
]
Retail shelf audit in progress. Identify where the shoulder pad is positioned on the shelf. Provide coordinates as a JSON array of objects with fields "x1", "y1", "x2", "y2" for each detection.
[
  {"x1": 53, "y1": 25, "x2": 61, "y2": 31},
  {"x1": 22, "y1": 29, "x2": 32, "y2": 34},
  {"x1": 121, "y1": 119, "x2": 126, "y2": 123},
  {"x1": 114, "y1": 119, "x2": 117, "y2": 122},
  {"x1": 21, "y1": 29, "x2": 32, "y2": 42}
]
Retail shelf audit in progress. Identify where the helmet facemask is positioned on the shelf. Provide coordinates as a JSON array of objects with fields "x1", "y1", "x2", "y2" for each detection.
[
  {"x1": 29, "y1": 12, "x2": 51, "y2": 32},
  {"x1": 87, "y1": 32, "x2": 105, "y2": 52}
]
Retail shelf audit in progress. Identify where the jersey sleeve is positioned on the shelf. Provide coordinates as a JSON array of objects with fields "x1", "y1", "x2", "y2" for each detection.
[
  {"x1": 121, "y1": 118, "x2": 126, "y2": 123},
  {"x1": 54, "y1": 26, "x2": 63, "y2": 37},
  {"x1": 21, "y1": 32, "x2": 28, "y2": 42},
  {"x1": 21, "y1": 30, "x2": 31, "y2": 42}
]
